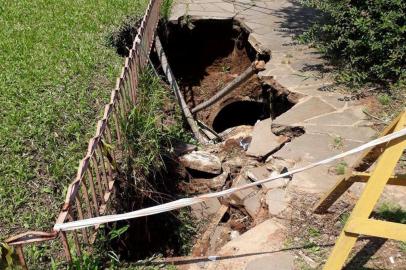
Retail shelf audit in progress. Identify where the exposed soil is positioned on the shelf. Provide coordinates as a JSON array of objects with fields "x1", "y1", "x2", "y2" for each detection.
[{"x1": 161, "y1": 19, "x2": 272, "y2": 130}]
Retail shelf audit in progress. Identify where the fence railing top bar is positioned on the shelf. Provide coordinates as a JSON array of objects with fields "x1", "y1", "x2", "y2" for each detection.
[{"x1": 5, "y1": 231, "x2": 58, "y2": 246}]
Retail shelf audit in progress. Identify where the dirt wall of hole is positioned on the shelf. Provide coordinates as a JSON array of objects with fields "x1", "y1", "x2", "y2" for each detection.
[{"x1": 158, "y1": 18, "x2": 296, "y2": 133}]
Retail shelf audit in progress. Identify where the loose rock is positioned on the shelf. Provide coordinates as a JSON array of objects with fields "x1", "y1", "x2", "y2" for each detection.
[
  {"x1": 179, "y1": 151, "x2": 222, "y2": 174},
  {"x1": 266, "y1": 188, "x2": 290, "y2": 216},
  {"x1": 243, "y1": 192, "x2": 262, "y2": 218},
  {"x1": 172, "y1": 141, "x2": 197, "y2": 156}
]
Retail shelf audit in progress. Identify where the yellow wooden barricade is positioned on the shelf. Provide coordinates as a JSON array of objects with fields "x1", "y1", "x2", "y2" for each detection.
[{"x1": 313, "y1": 109, "x2": 406, "y2": 270}]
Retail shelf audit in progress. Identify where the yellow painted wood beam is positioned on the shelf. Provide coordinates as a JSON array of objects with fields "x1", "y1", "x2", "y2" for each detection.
[
  {"x1": 345, "y1": 218, "x2": 406, "y2": 242},
  {"x1": 322, "y1": 110, "x2": 406, "y2": 270},
  {"x1": 348, "y1": 172, "x2": 406, "y2": 186},
  {"x1": 313, "y1": 111, "x2": 404, "y2": 214}
]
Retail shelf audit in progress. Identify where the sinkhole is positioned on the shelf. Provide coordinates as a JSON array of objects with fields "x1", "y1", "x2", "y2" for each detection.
[{"x1": 212, "y1": 101, "x2": 271, "y2": 133}]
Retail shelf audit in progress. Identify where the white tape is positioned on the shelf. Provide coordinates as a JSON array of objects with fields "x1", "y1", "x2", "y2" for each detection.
[{"x1": 54, "y1": 128, "x2": 406, "y2": 231}]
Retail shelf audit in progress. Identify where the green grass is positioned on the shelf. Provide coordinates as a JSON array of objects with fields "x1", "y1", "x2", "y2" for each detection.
[
  {"x1": 123, "y1": 67, "x2": 191, "y2": 178},
  {"x1": 377, "y1": 93, "x2": 392, "y2": 106},
  {"x1": 376, "y1": 202, "x2": 406, "y2": 224},
  {"x1": 0, "y1": 0, "x2": 149, "y2": 239}
]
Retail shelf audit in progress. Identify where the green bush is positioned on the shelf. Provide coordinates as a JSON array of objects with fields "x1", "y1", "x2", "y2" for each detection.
[{"x1": 299, "y1": 0, "x2": 406, "y2": 87}]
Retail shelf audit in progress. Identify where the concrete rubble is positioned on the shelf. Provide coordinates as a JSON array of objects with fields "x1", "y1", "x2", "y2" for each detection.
[{"x1": 179, "y1": 150, "x2": 222, "y2": 174}]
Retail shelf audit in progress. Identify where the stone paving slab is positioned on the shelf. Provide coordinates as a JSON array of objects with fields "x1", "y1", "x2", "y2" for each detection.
[
  {"x1": 289, "y1": 161, "x2": 340, "y2": 193},
  {"x1": 273, "y1": 97, "x2": 336, "y2": 126},
  {"x1": 304, "y1": 106, "x2": 367, "y2": 126},
  {"x1": 205, "y1": 219, "x2": 288, "y2": 270},
  {"x1": 245, "y1": 252, "x2": 295, "y2": 270},
  {"x1": 304, "y1": 125, "x2": 376, "y2": 142},
  {"x1": 273, "y1": 133, "x2": 362, "y2": 163}
]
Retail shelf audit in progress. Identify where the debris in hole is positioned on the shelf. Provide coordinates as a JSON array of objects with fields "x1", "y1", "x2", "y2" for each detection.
[
  {"x1": 160, "y1": 19, "x2": 272, "y2": 132},
  {"x1": 140, "y1": 17, "x2": 305, "y2": 263}
]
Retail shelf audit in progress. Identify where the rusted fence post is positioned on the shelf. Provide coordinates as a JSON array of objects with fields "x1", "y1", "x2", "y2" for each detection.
[
  {"x1": 15, "y1": 245, "x2": 28, "y2": 270},
  {"x1": 60, "y1": 231, "x2": 72, "y2": 263}
]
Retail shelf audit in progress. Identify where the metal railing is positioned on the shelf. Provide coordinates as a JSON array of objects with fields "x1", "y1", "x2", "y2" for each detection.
[{"x1": 5, "y1": 0, "x2": 162, "y2": 268}]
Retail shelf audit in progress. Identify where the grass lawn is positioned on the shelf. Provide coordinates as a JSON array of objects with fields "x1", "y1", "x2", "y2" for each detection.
[{"x1": 0, "y1": 0, "x2": 148, "y2": 239}]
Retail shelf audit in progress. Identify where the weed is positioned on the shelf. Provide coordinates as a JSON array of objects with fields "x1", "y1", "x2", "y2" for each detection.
[
  {"x1": 108, "y1": 225, "x2": 130, "y2": 241},
  {"x1": 335, "y1": 161, "x2": 347, "y2": 175},
  {"x1": 375, "y1": 202, "x2": 406, "y2": 224},
  {"x1": 68, "y1": 251, "x2": 103, "y2": 270},
  {"x1": 180, "y1": 4, "x2": 194, "y2": 30},
  {"x1": 339, "y1": 212, "x2": 350, "y2": 227},
  {"x1": 161, "y1": 0, "x2": 174, "y2": 21},
  {"x1": 308, "y1": 227, "x2": 320, "y2": 237},
  {"x1": 400, "y1": 241, "x2": 406, "y2": 253},
  {"x1": 305, "y1": 241, "x2": 321, "y2": 254},
  {"x1": 377, "y1": 93, "x2": 392, "y2": 106},
  {"x1": 283, "y1": 238, "x2": 295, "y2": 249},
  {"x1": 0, "y1": 242, "x2": 16, "y2": 269},
  {"x1": 221, "y1": 65, "x2": 231, "y2": 73},
  {"x1": 332, "y1": 136, "x2": 344, "y2": 149}
]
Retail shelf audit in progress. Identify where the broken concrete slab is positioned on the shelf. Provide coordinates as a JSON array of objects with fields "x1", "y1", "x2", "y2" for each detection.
[
  {"x1": 191, "y1": 198, "x2": 221, "y2": 219},
  {"x1": 207, "y1": 225, "x2": 231, "y2": 254},
  {"x1": 273, "y1": 96, "x2": 336, "y2": 126},
  {"x1": 246, "y1": 118, "x2": 288, "y2": 158},
  {"x1": 243, "y1": 192, "x2": 262, "y2": 218},
  {"x1": 229, "y1": 173, "x2": 258, "y2": 204},
  {"x1": 245, "y1": 253, "x2": 295, "y2": 270},
  {"x1": 208, "y1": 171, "x2": 229, "y2": 190},
  {"x1": 266, "y1": 189, "x2": 290, "y2": 216},
  {"x1": 247, "y1": 166, "x2": 286, "y2": 189},
  {"x1": 265, "y1": 157, "x2": 295, "y2": 172},
  {"x1": 222, "y1": 156, "x2": 244, "y2": 173},
  {"x1": 179, "y1": 151, "x2": 222, "y2": 174}
]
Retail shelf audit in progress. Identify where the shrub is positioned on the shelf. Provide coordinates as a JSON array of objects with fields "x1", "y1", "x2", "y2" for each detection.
[{"x1": 299, "y1": 0, "x2": 406, "y2": 87}]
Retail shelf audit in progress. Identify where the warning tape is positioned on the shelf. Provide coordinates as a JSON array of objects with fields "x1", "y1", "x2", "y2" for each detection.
[{"x1": 54, "y1": 127, "x2": 406, "y2": 231}]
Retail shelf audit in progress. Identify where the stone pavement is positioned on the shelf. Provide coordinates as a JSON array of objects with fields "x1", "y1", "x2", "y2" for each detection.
[{"x1": 169, "y1": 1, "x2": 406, "y2": 269}]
